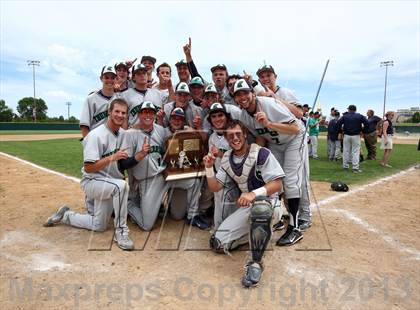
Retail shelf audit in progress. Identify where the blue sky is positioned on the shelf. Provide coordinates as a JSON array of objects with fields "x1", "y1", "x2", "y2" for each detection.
[{"x1": 0, "y1": 0, "x2": 419, "y2": 118}]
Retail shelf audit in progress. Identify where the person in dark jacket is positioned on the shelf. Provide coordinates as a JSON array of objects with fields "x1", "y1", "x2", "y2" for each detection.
[
  {"x1": 336, "y1": 105, "x2": 368, "y2": 172},
  {"x1": 327, "y1": 110, "x2": 341, "y2": 161},
  {"x1": 364, "y1": 109, "x2": 382, "y2": 160}
]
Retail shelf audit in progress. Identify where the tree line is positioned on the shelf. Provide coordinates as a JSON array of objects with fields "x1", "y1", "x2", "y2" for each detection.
[{"x1": 0, "y1": 98, "x2": 78, "y2": 123}]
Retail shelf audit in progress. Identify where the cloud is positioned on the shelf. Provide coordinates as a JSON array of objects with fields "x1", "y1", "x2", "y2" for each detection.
[{"x1": 1, "y1": 0, "x2": 419, "y2": 117}]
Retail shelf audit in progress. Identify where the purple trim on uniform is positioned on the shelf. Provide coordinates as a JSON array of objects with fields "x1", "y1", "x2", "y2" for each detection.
[
  {"x1": 229, "y1": 152, "x2": 247, "y2": 176},
  {"x1": 247, "y1": 166, "x2": 265, "y2": 191},
  {"x1": 257, "y1": 147, "x2": 270, "y2": 165}
]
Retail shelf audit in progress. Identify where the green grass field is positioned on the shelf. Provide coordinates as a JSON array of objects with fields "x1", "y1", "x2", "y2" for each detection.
[
  {"x1": 0, "y1": 130, "x2": 80, "y2": 135},
  {"x1": 0, "y1": 138, "x2": 419, "y2": 184}
]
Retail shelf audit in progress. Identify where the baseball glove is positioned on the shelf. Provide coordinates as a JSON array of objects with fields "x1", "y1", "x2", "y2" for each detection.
[{"x1": 331, "y1": 181, "x2": 349, "y2": 192}]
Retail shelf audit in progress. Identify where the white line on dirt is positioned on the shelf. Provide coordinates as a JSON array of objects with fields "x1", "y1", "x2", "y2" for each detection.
[
  {"x1": 0, "y1": 151, "x2": 81, "y2": 183},
  {"x1": 1, "y1": 152, "x2": 419, "y2": 259}
]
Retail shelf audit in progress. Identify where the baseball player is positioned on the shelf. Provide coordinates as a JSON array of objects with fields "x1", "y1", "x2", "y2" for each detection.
[
  {"x1": 155, "y1": 62, "x2": 175, "y2": 104},
  {"x1": 224, "y1": 74, "x2": 242, "y2": 106},
  {"x1": 114, "y1": 61, "x2": 131, "y2": 93},
  {"x1": 44, "y1": 98, "x2": 134, "y2": 250},
  {"x1": 175, "y1": 60, "x2": 191, "y2": 83},
  {"x1": 203, "y1": 119, "x2": 284, "y2": 287},
  {"x1": 122, "y1": 101, "x2": 169, "y2": 231},
  {"x1": 161, "y1": 82, "x2": 203, "y2": 129},
  {"x1": 255, "y1": 67, "x2": 312, "y2": 231},
  {"x1": 163, "y1": 107, "x2": 209, "y2": 229},
  {"x1": 210, "y1": 64, "x2": 230, "y2": 103},
  {"x1": 206, "y1": 103, "x2": 237, "y2": 229},
  {"x1": 233, "y1": 79, "x2": 309, "y2": 245},
  {"x1": 121, "y1": 63, "x2": 167, "y2": 126},
  {"x1": 80, "y1": 65, "x2": 118, "y2": 138},
  {"x1": 201, "y1": 83, "x2": 242, "y2": 132},
  {"x1": 189, "y1": 76, "x2": 205, "y2": 107},
  {"x1": 140, "y1": 55, "x2": 158, "y2": 88}
]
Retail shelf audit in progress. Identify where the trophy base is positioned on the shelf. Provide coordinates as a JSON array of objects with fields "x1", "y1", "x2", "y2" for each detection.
[{"x1": 164, "y1": 170, "x2": 205, "y2": 181}]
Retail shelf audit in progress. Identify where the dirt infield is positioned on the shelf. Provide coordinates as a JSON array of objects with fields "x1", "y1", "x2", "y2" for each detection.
[{"x1": 0, "y1": 155, "x2": 419, "y2": 309}]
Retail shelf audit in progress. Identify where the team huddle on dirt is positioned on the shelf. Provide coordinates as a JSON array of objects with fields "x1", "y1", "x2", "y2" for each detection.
[{"x1": 44, "y1": 39, "x2": 315, "y2": 288}]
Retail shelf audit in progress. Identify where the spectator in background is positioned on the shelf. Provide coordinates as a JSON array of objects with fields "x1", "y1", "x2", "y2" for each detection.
[
  {"x1": 327, "y1": 110, "x2": 341, "y2": 161},
  {"x1": 336, "y1": 105, "x2": 369, "y2": 173},
  {"x1": 308, "y1": 111, "x2": 320, "y2": 159},
  {"x1": 324, "y1": 107, "x2": 336, "y2": 125},
  {"x1": 380, "y1": 111, "x2": 395, "y2": 167},
  {"x1": 364, "y1": 109, "x2": 382, "y2": 160}
]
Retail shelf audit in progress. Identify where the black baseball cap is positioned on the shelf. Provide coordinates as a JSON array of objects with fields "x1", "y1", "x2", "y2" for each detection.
[
  {"x1": 141, "y1": 55, "x2": 156, "y2": 65},
  {"x1": 210, "y1": 64, "x2": 227, "y2": 73},
  {"x1": 256, "y1": 65, "x2": 276, "y2": 77}
]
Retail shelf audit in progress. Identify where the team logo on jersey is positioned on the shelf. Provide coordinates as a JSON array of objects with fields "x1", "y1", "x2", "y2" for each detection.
[
  {"x1": 102, "y1": 148, "x2": 119, "y2": 158},
  {"x1": 93, "y1": 111, "x2": 109, "y2": 123}
]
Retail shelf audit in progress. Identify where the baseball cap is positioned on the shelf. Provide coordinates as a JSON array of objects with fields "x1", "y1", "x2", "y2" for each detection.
[
  {"x1": 115, "y1": 61, "x2": 129, "y2": 70},
  {"x1": 347, "y1": 104, "x2": 357, "y2": 111},
  {"x1": 189, "y1": 76, "x2": 204, "y2": 87},
  {"x1": 204, "y1": 83, "x2": 218, "y2": 94},
  {"x1": 175, "y1": 59, "x2": 188, "y2": 67},
  {"x1": 233, "y1": 79, "x2": 252, "y2": 95},
  {"x1": 170, "y1": 107, "x2": 185, "y2": 118},
  {"x1": 101, "y1": 65, "x2": 116, "y2": 76},
  {"x1": 132, "y1": 63, "x2": 148, "y2": 75},
  {"x1": 207, "y1": 102, "x2": 231, "y2": 123},
  {"x1": 141, "y1": 55, "x2": 156, "y2": 65},
  {"x1": 209, "y1": 102, "x2": 226, "y2": 114},
  {"x1": 176, "y1": 82, "x2": 190, "y2": 94},
  {"x1": 256, "y1": 65, "x2": 276, "y2": 77},
  {"x1": 139, "y1": 101, "x2": 157, "y2": 112},
  {"x1": 210, "y1": 64, "x2": 227, "y2": 73}
]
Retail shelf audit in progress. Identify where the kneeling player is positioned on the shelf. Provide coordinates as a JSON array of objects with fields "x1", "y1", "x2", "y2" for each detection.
[
  {"x1": 203, "y1": 120, "x2": 284, "y2": 287},
  {"x1": 44, "y1": 99, "x2": 134, "y2": 250}
]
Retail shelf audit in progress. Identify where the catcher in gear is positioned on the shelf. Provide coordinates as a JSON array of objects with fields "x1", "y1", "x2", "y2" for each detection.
[{"x1": 204, "y1": 120, "x2": 284, "y2": 288}]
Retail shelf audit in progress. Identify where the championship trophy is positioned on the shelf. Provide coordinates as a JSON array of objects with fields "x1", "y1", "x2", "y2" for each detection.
[{"x1": 163, "y1": 131, "x2": 206, "y2": 181}]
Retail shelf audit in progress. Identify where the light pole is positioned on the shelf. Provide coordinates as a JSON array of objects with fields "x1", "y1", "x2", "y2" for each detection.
[
  {"x1": 380, "y1": 60, "x2": 394, "y2": 117},
  {"x1": 66, "y1": 102, "x2": 72, "y2": 120},
  {"x1": 27, "y1": 60, "x2": 40, "y2": 122}
]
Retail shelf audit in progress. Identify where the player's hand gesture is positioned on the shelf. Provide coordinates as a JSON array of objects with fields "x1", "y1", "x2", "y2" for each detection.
[
  {"x1": 125, "y1": 58, "x2": 137, "y2": 69},
  {"x1": 237, "y1": 192, "x2": 256, "y2": 207},
  {"x1": 203, "y1": 153, "x2": 216, "y2": 168},
  {"x1": 255, "y1": 111, "x2": 270, "y2": 128},
  {"x1": 156, "y1": 109, "x2": 165, "y2": 126},
  {"x1": 183, "y1": 37, "x2": 192, "y2": 58},
  {"x1": 243, "y1": 70, "x2": 253, "y2": 82},
  {"x1": 142, "y1": 137, "x2": 150, "y2": 154},
  {"x1": 111, "y1": 148, "x2": 129, "y2": 161},
  {"x1": 210, "y1": 144, "x2": 219, "y2": 157}
]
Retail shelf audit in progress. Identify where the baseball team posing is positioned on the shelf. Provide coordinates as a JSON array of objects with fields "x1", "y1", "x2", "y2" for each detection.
[{"x1": 44, "y1": 39, "x2": 312, "y2": 288}]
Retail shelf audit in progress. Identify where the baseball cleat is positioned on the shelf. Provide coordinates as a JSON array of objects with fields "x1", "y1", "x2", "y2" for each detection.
[
  {"x1": 242, "y1": 261, "x2": 263, "y2": 288},
  {"x1": 298, "y1": 219, "x2": 312, "y2": 232},
  {"x1": 273, "y1": 219, "x2": 285, "y2": 231},
  {"x1": 114, "y1": 233, "x2": 134, "y2": 251},
  {"x1": 276, "y1": 227, "x2": 303, "y2": 246},
  {"x1": 187, "y1": 215, "x2": 210, "y2": 230},
  {"x1": 43, "y1": 205, "x2": 70, "y2": 227}
]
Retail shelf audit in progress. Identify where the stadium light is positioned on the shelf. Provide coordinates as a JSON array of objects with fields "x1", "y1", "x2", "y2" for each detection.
[
  {"x1": 380, "y1": 60, "x2": 394, "y2": 117},
  {"x1": 27, "y1": 60, "x2": 41, "y2": 122}
]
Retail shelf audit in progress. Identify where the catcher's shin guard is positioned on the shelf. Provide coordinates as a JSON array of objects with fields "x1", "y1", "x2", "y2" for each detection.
[{"x1": 249, "y1": 197, "x2": 273, "y2": 262}]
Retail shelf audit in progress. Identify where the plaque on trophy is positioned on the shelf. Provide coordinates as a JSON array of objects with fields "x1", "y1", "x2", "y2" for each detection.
[{"x1": 163, "y1": 131, "x2": 206, "y2": 181}]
